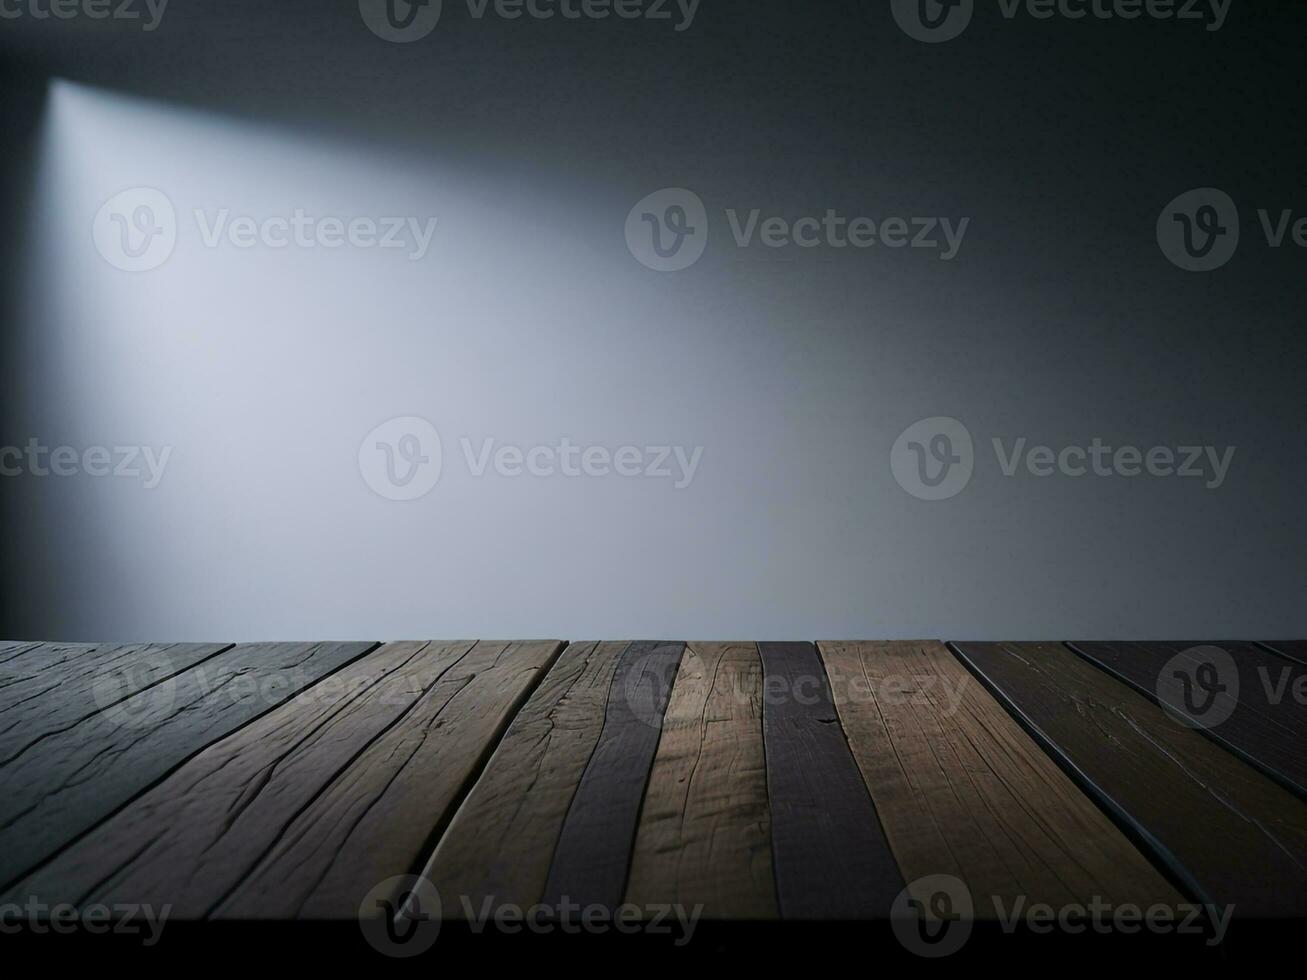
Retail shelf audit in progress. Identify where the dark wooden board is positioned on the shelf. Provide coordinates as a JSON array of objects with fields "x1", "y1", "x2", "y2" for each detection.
[
  {"x1": 0, "y1": 641, "x2": 91, "y2": 676},
  {"x1": 1, "y1": 642, "x2": 100, "y2": 714},
  {"x1": 0, "y1": 640, "x2": 374, "y2": 889},
  {"x1": 625, "y1": 642, "x2": 777, "y2": 919},
  {"x1": 759, "y1": 641, "x2": 904, "y2": 919},
  {"x1": 212, "y1": 640, "x2": 565, "y2": 919},
  {"x1": 819, "y1": 641, "x2": 1180, "y2": 915},
  {"x1": 0, "y1": 642, "x2": 230, "y2": 765},
  {"x1": 1, "y1": 643, "x2": 107, "y2": 702},
  {"x1": 422, "y1": 641, "x2": 627, "y2": 915},
  {"x1": 954, "y1": 641, "x2": 1307, "y2": 917},
  {"x1": 1072, "y1": 641, "x2": 1307, "y2": 798},
  {"x1": 9, "y1": 641, "x2": 487, "y2": 916},
  {"x1": 539, "y1": 641, "x2": 684, "y2": 913},
  {"x1": 1261, "y1": 641, "x2": 1307, "y2": 668}
]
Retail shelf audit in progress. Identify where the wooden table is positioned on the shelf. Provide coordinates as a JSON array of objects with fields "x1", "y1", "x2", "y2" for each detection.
[{"x1": 2, "y1": 638, "x2": 1304, "y2": 958}]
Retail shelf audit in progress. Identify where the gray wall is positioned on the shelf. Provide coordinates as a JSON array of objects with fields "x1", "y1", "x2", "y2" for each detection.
[{"x1": 1, "y1": 1, "x2": 1304, "y2": 641}]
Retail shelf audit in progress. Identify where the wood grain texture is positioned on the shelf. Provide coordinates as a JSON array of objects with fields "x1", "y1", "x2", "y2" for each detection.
[
  {"x1": 213, "y1": 639, "x2": 565, "y2": 919},
  {"x1": 1072, "y1": 641, "x2": 1307, "y2": 798},
  {"x1": 624, "y1": 642, "x2": 776, "y2": 919},
  {"x1": 954, "y1": 641, "x2": 1307, "y2": 917},
  {"x1": 759, "y1": 641, "x2": 904, "y2": 920},
  {"x1": 421, "y1": 641, "x2": 627, "y2": 915},
  {"x1": 8, "y1": 641, "x2": 478, "y2": 915},
  {"x1": 0, "y1": 642, "x2": 44, "y2": 664},
  {"x1": 0, "y1": 640, "x2": 373, "y2": 889},
  {"x1": 540, "y1": 641, "x2": 684, "y2": 912},
  {"x1": 0, "y1": 641, "x2": 92, "y2": 678},
  {"x1": 0, "y1": 642, "x2": 230, "y2": 765},
  {"x1": 1261, "y1": 641, "x2": 1307, "y2": 668},
  {"x1": 1, "y1": 643, "x2": 102, "y2": 715},
  {"x1": 819, "y1": 641, "x2": 1180, "y2": 915},
  {"x1": 0, "y1": 643, "x2": 119, "y2": 707}
]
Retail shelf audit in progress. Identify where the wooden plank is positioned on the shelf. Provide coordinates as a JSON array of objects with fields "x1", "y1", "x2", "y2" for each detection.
[
  {"x1": 1, "y1": 642, "x2": 99, "y2": 710},
  {"x1": 759, "y1": 641, "x2": 904, "y2": 919},
  {"x1": 0, "y1": 640, "x2": 66, "y2": 668},
  {"x1": 819, "y1": 641, "x2": 1180, "y2": 916},
  {"x1": 211, "y1": 639, "x2": 565, "y2": 919},
  {"x1": 1071, "y1": 641, "x2": 1307, "y2": 798},
  {"x1": 1261, "y1": 641, "x2": 1307, "y2": 668},
  {"x1": 0, "y1": 642, "x2": 231, "y2": 765},
  {"x1": 422, "y1": 641, "x2": 626, "y2": 915},
  {"x1": 10, "y1": 641, "x2": 481, "y2": 915},
  {"x1": 624, "y1": 642, "x2": 777, "y2": 919},
  {"x1": 0, "y1": 645, "x2": 45, "y2": 669},
  {"x1": 539, "y1": 641, "x2": 684, "y2": 912},
  {"x1": 1, "y1": 642, "x2": 100, "y2": 693},
  {"x1": 954, "y1": 641, "x2": 1307, "y2": 917},
  {"x1": 0, "y1": 640, "x2": 374, "y2": 889}
]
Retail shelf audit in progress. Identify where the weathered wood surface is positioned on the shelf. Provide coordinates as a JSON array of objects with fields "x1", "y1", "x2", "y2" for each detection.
[
  {"x1": 818, "y1": 641, "x2": 1180, "y2": 915},
  {"x1": 0, "y1": 640, "x2": 372, "y2": 889},
  {"x1": 9, "y1": 641, "x2": 478, "y2": 915},
  {"x1": 0, "y1": 642, "x2": 95, "y2": 690},
  {"x1": 624, "y1": 642, "x2": 776, "y2": 919},
  {"x1": 540, "y1": 641, "x2": 684, "y2": 912},
  {"x1": 0, "y1": 641, "x2": 45, "y2": 664},
  {"x1": 0, "y1": 642, "x2": 230, "y2": 764},
  {"x1": 1, "y1": 643, "x2": 159, "y2": 716},
  {"x1": 213, "y1": 640, "x2": 565, "y2": 919},
  {"x1": 759, "y1": 641, "x2": 903, "y2": 919},
  {"x1": 8, "y1": 635, "x2": 1307, "y2": 929},
  {"x1": 422, "y1": 641, "x2": 626, "y2": 915},
  {"x1": 954, "y1": 641, "x2": 1307, "y2": 917},
  {"x1": 1261, "y1": 641, "x2": 1307, "y2": 668},
  {"x1": 1071, "y1": 641, "x2": 1307, "y2": 798}
]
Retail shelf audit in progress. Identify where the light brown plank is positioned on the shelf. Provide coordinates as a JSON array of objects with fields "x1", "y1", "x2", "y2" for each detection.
[
  {"x1": 624, "y1": 641, "x2": 776, "y2": 919},
  {"x1": 819, "y1": 641, "x2": 1181, "y2": 916},
  {"x1": 421, "y1": 641, "x2": 627, "y2": 916}
]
